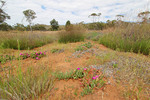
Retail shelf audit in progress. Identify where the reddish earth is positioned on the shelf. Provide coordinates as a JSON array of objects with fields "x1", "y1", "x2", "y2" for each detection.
[{"x1": 0, "y1": 41, "x2": 127, "y2": 100}]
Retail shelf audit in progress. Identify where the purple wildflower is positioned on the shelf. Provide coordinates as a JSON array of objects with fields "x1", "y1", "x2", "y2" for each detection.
[
  {"x1": 19, "y1": 53, "x2": 22, "y2": 55},
  {"x1": 84, "y1": 68, "x2": 87, "y2": 71}
]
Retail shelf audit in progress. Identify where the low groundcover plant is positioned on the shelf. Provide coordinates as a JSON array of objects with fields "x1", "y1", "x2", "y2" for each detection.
[{"x1": 54, "y1": 67, "x2": 105, "y2": 96}]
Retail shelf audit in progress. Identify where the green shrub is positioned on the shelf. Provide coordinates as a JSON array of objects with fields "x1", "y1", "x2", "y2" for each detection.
[{"x1": 58, "y1": 25, "x2": 85, "y2": 43}]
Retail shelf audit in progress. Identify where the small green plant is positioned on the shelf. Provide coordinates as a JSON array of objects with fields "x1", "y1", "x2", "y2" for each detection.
[
  {"x1": 0, "y1": 55, "x2": 15, "y2": 64},
  {"x1": 51, "y1": 48, "x2": 64, "y2": 54},
  {"x1": 54, "y1": 70, "x2": 74, "y2": 80},
  {"x1": 113, "y1": 63, "x2": 118, "y2": 68},
  {"x1": 75, "y1": 42, "x2": 93, "y2": 51},
  {"x1": 54, "y1": 67, "x2": 105, "y2": 96},
  {"x1": 51, "y1": 48, "x2": 59, "y2": 53}
]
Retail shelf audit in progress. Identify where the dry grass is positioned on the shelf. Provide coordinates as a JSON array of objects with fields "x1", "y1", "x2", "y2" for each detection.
[{"x1": 0, "y1": 31, "x2": 58, "y2": 50}]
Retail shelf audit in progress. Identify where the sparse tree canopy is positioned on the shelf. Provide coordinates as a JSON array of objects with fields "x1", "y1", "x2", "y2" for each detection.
[
  {"x1": 0, "y1": 0, "x2": 10, "y2": 24},
  {"x1": 89, "y1": 13, "x2": 101, "y2": 22},
  {"x1": 138, "y1": 11, "x2": 150, "y2": 23},
  {"x1": 50, "y1": 19, "x2": 59, "y2": 31},
  {"x1": 23, "y1": 9, "x2": 36, "y2": 32},
  {"x1": 116, "y1": 15, "x2": 124, "y2": 21}
]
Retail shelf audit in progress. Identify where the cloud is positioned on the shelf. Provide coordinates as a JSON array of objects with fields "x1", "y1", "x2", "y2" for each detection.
[{"x1": 5, "y1": 0, "x2": 150, "y2": 25}]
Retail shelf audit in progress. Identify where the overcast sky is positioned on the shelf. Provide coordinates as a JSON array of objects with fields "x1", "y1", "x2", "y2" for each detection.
[{"x1": 4, "y1": 0, "x2": 150, "y2": 25}]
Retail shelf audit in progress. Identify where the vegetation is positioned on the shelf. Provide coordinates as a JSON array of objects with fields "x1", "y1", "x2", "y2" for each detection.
[
  {"x1": 23, "y1": 9, "x2": 36, "y2": 32},
  {"x1": 50, "y1": 19, "x2": 59, "y2": 31},
  {"x1": 0, "y1": 22, "x2": 12, "y2": 31},
  {"x1": 0, "y1": 0, "x2": 10, "y2": 24},
  {"x1": 99, "y1": 23, "x2": 150, "y2": 55},
  {"x1": 0, "y1": 67, "x2": 54, "y2": 99},
  {"x1": 0, "y1": 32, "x2": 55, "y2": 50},
  {"x1": 58, "y1": 25, "x2": 85, "y2": 43},
  {"x1": 75, "y1": 42, "x2": 92, "y2": 51},
  {"x1": 65, "y1": 20, "x2": 72, "y2": 31},
  {"x1": 54, "y1": 67, "x2": 105, "y2": 96}
]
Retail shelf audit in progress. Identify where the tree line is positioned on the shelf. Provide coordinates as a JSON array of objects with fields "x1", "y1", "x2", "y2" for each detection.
[{"x1": 0, "y1": 0, "x2": 150, "y2": 31}]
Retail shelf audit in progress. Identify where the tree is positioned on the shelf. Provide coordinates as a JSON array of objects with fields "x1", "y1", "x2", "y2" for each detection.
[
  {"x1": 0, "y1": 0, "x2": 10, "y2": 24},
  {"x1": 97, "y1": 13, "x2": 101, "y2": 22},
  {"x1": 23, "y1": 9, "x2": 36, "y2": 32},
  {"x1": 65, "y1": 20, "x2": 72, "y2": 31},
  {"x1": 0, "y1": 22, "x2": 12, "y2": 31},
  {"x1": 88, "y1": 13, "x2": 102, "y2": 23},
  {"x1": 13, "y1": 23, "x2": 25, "y2": 31},
  {"x1": 88, "y1": 13, "x2": 97, "y2": 22},
  {"x1": 50, "y1": 19, "x2": 59, "y2": 31},
  {"x1": 116, "y1": 15, "x2": 124, "y2": 21},
  {"x1": 138, "y1": 11, "x2": 150, "y2": 23}
]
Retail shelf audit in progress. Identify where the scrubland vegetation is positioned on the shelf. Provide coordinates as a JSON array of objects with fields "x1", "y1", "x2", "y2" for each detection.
[{"x1": 0, "y1": 0, "x2": 150, "y2": 99}]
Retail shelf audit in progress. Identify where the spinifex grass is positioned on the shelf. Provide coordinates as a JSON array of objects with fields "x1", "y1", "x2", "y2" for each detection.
[
  {"x1": 0, "y1": 67, "x2": 55, "y2": 99},
  {"x1": 54, "y1": 67, "x2": 105, "y2": 96}
]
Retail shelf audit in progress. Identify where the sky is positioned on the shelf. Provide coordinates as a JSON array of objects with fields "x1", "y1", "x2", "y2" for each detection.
[{"x1": 4, "y1": 0, "x2": 150, "y2": 25}]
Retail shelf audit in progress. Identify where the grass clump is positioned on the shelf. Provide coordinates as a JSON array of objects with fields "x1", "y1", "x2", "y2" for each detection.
[
  {"x1": 0, "y1": 67, "x2": 55, "y2": 100},
  {"x1": 58, "y1": 25, "x2": 85, "y2": 43},
  {"x1": 99, "y1": 24, "x2": 150, "y2": 55}
]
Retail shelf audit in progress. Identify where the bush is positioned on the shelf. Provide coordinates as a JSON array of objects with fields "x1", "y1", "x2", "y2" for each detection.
[
  {"x1": 99, "y1": 24, "x2": 150, "y2": 55},
  {"x1": 87, "y1": 22, "x2": 106, "y2": 30},
  {"x1": 0, "y1": 23, "x2": 12, "y2": 31},
  {"x1": 58, "y1": 25, "x2": 85, "y2": 43}
]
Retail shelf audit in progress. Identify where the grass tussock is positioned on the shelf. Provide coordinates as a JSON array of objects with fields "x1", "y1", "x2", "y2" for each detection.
[
  {"x1": 0, "y1": 31, "x2": 55, "y2": 50},
  {"x1": 58, "y1": 25, "x2": 85, "y2": 43},
  {"x1": 0, "y1": 67, "x2": 54, "y2": 100},
  {"x1": 99, "y1": 23, "x2": 150, "y2": 55}
]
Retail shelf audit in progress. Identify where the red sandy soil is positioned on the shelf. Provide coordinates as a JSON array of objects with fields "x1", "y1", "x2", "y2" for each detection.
[{"x1": 0, "y1": 41, "x2": 127, "y2": 100}]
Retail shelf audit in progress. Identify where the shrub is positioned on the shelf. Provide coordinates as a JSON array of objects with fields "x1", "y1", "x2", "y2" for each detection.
[
  {"x1": 0, "y1": 23, "x2": 12, "y2": 31},
  {"x1": 58, "y1": 25, "x2": 85, "y2": 43}
]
